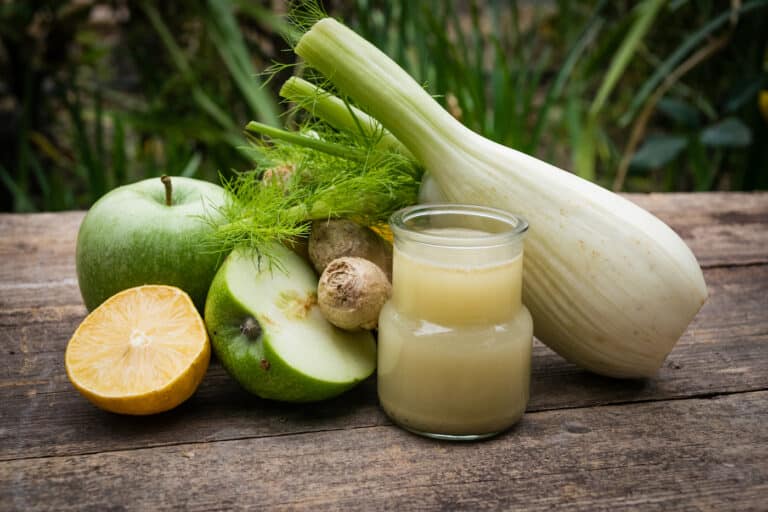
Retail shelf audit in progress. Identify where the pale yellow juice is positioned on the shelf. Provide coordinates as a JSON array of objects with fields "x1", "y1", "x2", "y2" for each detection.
[{"x1": 378, "y1": 227, "x2": 533, "y2": 437}]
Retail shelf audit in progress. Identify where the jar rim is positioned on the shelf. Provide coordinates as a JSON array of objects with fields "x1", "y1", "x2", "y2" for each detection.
[{"x1": 389, "y1": 203, "x2": 528, "y2": 248}]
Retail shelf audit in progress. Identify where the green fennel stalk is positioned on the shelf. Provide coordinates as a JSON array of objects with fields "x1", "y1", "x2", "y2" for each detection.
[
  {"x1": 210, "y1": 121, "x2": 421, "y2": 260},
  {"x1": 279, "y1": 77, "x2": 412, "y2": 158}
]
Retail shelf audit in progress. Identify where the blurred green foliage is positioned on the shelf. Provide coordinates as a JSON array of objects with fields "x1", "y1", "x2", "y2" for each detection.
[
  {"x1": 340, "y1": 0, "x2": 768, "y2": 191},
  {"x1": 0, "y1": 0, "x2": 290, "y2": 211},
  {"x1": 1, "y1": 0, "x2": 767, "y2": 212}
]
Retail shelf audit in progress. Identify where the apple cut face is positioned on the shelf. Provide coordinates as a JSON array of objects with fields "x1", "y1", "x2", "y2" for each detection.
[{"x1": 205, "y1": 245, "x2": 377, "y2": 402}]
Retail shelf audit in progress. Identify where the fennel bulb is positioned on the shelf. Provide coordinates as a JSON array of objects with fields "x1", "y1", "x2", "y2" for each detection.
[{"x1": 295, "y1": 18, "x2": 708, "y2": 378}]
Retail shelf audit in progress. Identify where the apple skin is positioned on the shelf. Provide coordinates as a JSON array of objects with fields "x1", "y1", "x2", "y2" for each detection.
[
  {"x1": 76, "y1": 176, "x2": 228, "y2": 312},
  {"x1": 205, "y1": 246, "x2": 377, "y2": 402}
]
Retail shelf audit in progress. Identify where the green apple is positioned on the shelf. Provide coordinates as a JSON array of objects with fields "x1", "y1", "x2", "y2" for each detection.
[
  {"x1": 76, "y1": 176, "x2": 228, "y2": 312},
  {"x1": 205, "y1": 245, "x2": 377, "y2": 402}
]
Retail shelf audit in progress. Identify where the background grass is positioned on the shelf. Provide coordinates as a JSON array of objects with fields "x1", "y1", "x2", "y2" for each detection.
[{"x1": 1, "y1": 0, "x2": 766, "y2": 212}]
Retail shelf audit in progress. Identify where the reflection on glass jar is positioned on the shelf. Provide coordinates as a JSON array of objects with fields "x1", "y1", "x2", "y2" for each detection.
[{"x1": 377, "y1": 204, "x2": 532, "y2": 441}]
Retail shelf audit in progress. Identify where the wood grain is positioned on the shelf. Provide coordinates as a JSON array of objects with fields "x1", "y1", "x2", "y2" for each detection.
[
  {"x1": 627, "y1": 192, "x2": 768, "y2": 268},
  {"x1": 0, "y1": 212, "x2": 83, "y2": 285},
  {"x1": 2, "y1": 390, "x2": 766, "y2": 511},
  {"x1": 1, "y1": 193, "x2": 765, "y2": 305},
  {"x1": 1, "y1": 193, "x2": 767, "y2": 510},
  {"x1": 1, "y1": 260, "x2": 766, "y2": 462}
]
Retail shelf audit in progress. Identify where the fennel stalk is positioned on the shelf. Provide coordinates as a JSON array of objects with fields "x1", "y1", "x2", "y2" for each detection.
[{"x1": 210, "y1": 122, "x2": 421, "y2": 260}]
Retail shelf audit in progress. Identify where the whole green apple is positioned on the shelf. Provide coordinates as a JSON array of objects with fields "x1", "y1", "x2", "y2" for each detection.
[{"x1": 76, "y1": 176, "x2": 228, "y2": 312}]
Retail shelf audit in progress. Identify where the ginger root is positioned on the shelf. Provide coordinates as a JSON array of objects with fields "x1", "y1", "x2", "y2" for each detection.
[
  {"x1": 317, "y1": 257, "x2": 392, "y2": 331},
  {"x1": 309, "y1": 219, "x2": 392, "y2": 280}
]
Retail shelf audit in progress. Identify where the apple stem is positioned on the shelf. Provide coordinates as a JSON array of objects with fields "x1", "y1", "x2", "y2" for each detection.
[{"x1": 161, "y1": 175, "x2": 172, "y2": 206}]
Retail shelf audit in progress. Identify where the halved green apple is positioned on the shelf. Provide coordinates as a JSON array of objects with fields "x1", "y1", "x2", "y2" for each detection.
[{"x1": 204, "y1": 245, "x2": 376, "y2": 402}]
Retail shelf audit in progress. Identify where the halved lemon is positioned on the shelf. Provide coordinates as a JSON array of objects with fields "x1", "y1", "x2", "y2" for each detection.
[{"x1": 65, "y1": 285, "x2": 210, "y2": 415}]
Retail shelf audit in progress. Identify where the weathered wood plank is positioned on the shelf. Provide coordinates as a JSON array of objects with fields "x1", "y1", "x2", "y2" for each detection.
[
  {"x1": 2, "y1": 390, "x2": 766, "y2": 511},
  {"x1": 627, "y1": 192, "x2": 768, "y2": 268},
  {"x1": 1, "y1": 193, "x2": 765, "y2": 306},
  {"x1": 1, "y1": 193, "x2": 767, "y2": 512},
  {"x1": 1, "y1": 264, "x2": 765, "y2": 461},
  {"x1": 0, "y1": 211, "x2": 83, "y2": 284},
  {"x1": 0, "y1": 211, "x2": 84, "y2": 310}
]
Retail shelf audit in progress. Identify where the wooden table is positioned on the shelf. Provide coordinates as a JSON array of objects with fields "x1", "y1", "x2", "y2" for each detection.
[{"x1": 1, "y1": 193, "x2": 766, "y2": 510}]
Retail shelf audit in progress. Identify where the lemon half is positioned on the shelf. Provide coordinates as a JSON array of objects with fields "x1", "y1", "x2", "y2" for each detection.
[{"x1": 65, "y1": 285, "x2": 210, "y2": 415}]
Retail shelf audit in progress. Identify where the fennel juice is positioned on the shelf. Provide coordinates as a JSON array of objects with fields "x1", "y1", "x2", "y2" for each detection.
[{"x1": 377, "y1": 205, "x2": 532, "y2": 440}]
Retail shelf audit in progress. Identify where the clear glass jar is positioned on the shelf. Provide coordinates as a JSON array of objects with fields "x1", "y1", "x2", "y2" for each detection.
[{"x1": 377, "y1": 204, "x2": 532, "y2": 441}]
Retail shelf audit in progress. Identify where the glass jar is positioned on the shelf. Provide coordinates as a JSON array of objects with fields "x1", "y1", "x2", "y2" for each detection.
[{"x1": 377, "y1": 204, "x2": 532, "y2": 441}]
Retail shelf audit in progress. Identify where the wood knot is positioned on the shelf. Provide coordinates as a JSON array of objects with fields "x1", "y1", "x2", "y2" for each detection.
[{"x1": 563, "y1": 421, "x2": 591, "y2": 434}]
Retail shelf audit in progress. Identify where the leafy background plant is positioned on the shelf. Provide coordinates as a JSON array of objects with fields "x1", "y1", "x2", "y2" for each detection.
[{"x1": 1, "y1": 0, "x2": 766, "y2": 212}]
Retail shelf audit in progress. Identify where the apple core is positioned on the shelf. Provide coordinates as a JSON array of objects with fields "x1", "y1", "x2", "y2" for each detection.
[{"x1": 240, "y1": 317, "x2": 262, "y2": 339}]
